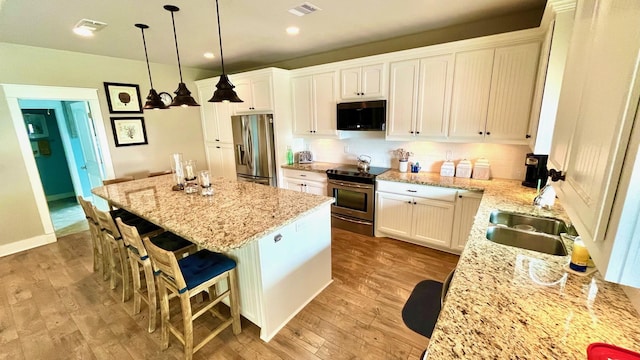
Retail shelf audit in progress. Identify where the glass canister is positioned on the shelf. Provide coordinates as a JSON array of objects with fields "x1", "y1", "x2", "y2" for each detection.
[
  {"x1": 182, "y1": 160, "x2": 199, "y2": 194},
  {"x1": 170, "y1": 153, "x2": 185, "y2": 190},
  {"x1": 199, "y1": 170, "x2": 214, "y2": 196}
]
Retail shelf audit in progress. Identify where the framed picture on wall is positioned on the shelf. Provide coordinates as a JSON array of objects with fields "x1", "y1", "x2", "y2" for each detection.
[
  {"x1": 104, "y1": 82, "x2": 143, "y2": 113},
  {"x1": 24, "y1": 113, "x2": 49, "y2": 139},
  {"x1": 110, "y1": 117, "x2": 148, "y2": 147}
]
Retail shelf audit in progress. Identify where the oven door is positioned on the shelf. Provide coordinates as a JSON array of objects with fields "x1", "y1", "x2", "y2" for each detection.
[{"x1": 327, "y1": 179, "x2": 374, "y2": 221}]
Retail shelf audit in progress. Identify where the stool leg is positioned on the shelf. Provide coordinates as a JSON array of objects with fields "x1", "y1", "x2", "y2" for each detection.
[
  {"x1": 142, "y1": 262, "x2": 157, "y2": 333},
  {"x1": 229, "y1": 269, "x2": 241, "y2": 335},
  {"x1": 116, "y1": 241, "x2": 132, "y2": 302},
  {"x1": 130, "y1": 256, "x2": 142, "y2": 315},
  {"x1": 107, "y1": 240, "x2": 118, "y2": 290},
  {"x1": 158, "y1": 280, "x2": 170, "y2": 350},
  {"x1": 180, "y1": 292, "x2": 194, "y2": 360},
  {"x1": 101, "y1": 239, "x2": 110, "y2": 281}
]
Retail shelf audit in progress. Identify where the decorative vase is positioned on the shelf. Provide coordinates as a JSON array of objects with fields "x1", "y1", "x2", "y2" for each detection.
[{"x1": 399, "y1": 160, "x2": 409, "y2": 173}]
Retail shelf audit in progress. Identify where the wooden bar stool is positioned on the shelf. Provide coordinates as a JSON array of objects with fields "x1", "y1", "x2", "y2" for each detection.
[
  {"x1": 116, "y1": 218, "x2": 197, "y2": 332},
  {"x1": 143, "y1": 237, "x2": 241, "y2": 360},
  {"x1": 94, "y1": 207, "x2": 163, "y2": 302},
  {"x1": 77, "y1": 196, "x2": 108, "y2": 279}
]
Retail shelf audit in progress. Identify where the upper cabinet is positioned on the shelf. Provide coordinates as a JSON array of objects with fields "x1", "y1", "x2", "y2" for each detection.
[
  {"x1": 387, "y1": 54, "x2": 453, "y2": 140},
  {"x1": 550, "y1": 0, "x2": 640, "y2": 287},
  {"x1": 339, "y1": 63, "x2": 386, "y2": 100},
  {"x1": 448, "y1": 42, "x2": 541, "y2": 143},
  {"x1": 291, "y1": 71, "x2": 338, "y2": 137},
  {"x1": 233, "y1": 74, "x2": 274, "y2": 113}
]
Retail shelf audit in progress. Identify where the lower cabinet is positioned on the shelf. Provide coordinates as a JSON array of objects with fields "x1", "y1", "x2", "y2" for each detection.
[
  {"x1": 375, "y1": 180, "x2": 483, "y2": 253},
  {"x1": 282, "y1": 169, "x2": 327, "y2": 196},
  {"x1": 205, "y1": 142, "x2": 236, "y2": 180}
]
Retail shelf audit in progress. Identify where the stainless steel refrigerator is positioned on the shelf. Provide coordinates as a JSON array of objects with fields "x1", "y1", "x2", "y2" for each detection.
[{"x1": 231, "y1": 114, "x2": 277, "y2": 186}]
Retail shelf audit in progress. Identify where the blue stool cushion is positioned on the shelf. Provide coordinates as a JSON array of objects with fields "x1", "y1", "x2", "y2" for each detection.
[
  {"x1": 151, "y1": 232, "x2": 193, "y2": 252},
  {"x1": 110, "y1": 208, "x2": 139, "y2": 222},
  {"x1": 177, "y1": 250, "x2": 236, "y2": 293},
  {"x1": 117, "y1": 215, "x2": 161, "y2": 236}
]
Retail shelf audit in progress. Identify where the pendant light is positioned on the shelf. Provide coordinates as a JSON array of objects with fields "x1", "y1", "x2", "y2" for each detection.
[
  {"x1": 164, "y1": 5, "x2": 200, "y2": 107},
  {"x1": 208, "y1": 0, "x2": 243, "y2": 103},
  {"x1": 135, "y1": 23, "x2": 168, "y2": 110}
]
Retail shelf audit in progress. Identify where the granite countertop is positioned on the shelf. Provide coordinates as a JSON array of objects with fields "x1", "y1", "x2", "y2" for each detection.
[
  {"x1": 377, "y1": 170, "x2": 640, "y2": 358},
  {"x1": 281, "y1": 161, "x2": 343, "y2": 173},
  {"x1": 91, "y1": 175, "x2": 334, "y2": 252}
]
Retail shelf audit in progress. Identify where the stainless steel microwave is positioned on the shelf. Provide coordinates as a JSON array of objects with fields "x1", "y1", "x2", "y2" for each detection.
[{"x1": 336, "y1": 100, "x2": 386, "y2": 131}]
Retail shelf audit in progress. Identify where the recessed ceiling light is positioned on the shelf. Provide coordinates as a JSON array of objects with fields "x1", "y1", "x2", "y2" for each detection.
[
  {"x1": 286, "y1": 26, "x2": 300, "y2": 35},
  {"x1": 204, "y1": 52, "x2": 215, "y2": 59},
  {"x1": 73, "y1": 19, "x2": 107, "y2": 37}
]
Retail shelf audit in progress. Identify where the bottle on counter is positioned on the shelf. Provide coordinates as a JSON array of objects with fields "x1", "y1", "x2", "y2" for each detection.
[
  {"x1": 570, "y1": 237, "x2": 590, "y2": 272},
  {"x1": 286, "y1": 146, "x2": 294, "y2": 165}
]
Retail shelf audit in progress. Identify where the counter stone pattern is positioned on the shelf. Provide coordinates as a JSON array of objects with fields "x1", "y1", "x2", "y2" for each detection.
[
  {"x1": 377, "y1": 171, "x2": 640, "y2": 359},
  {"x1": 92, "y1": 175, "x2": 334, "y2": 252},
  {"x1": 281, "y1": 162, "x2": 343, "y2": 173}
]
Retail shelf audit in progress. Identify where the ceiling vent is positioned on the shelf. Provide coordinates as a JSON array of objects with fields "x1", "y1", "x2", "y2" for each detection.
[
  {"x1": 73, "y1": 19, "x2": 108, "y2": 34},
  {"x1": 288, "y1": 2, "x2": 321, "y2": 16}
]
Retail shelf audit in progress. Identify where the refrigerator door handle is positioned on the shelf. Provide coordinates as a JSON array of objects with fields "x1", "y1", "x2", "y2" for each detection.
[
  {"x1": 243, "y1": 121, "x2": 254, "y2": 171},
  {"x1": 236, "y1": 144, "x2": 246, "y2": 165}
]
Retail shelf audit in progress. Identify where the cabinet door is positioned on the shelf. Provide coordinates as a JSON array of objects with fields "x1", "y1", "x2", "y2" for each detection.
[
  {"x1": 416, "y1": 54, "x2": 453, "y2": 138},
  {"x1": 250, "y1": 76, "x2": 274, "y2": 112},
  {"x1": 304, "y1": 180, "x2": 327, "y2": 196},
  {"x1": 448, "y1": 49, "x2": 494, "y2": 141},
  {"x1": 340, "y1": 67, "x2": 362, "y2": 100},
  {"x1": 233, "y1": 78, "x2": 253, "y2": 113},
  {"x1": 198, "y1": 82, "x2": 219, "y2": 142},
  {"x1": 485, "y1": 42, "x2": 541, "y2": 143},
  {"x1": 205, "y1": 142, "x2": 236, "y2": 180},
  {"x1": 411, "y1": 198, "x2": 455, "y2": 248},
  {"x1": 451, "y1": 192, "x2": 483, "y2": 252},
  {"x1": 282, "y1": 177, "x2": 304, "y2": 192},
  {"x1": 375, "y1": 192, "x2": 413, "y2": 238},
  {"x1": 292, "y1": 76, "x2": 313, "y2": 135},
  {"x1": 360, "y1": 64, "x2": 385, "y2": 98},
  {"x1": 312, "y1": 72, "x2": 338, "y2": 136},
  {"x1": 387, "y1": 60, "x2": 419, "y2": 138},
  {"x1": 557, "y1": 0, "x2": 640, "y2": 246}
]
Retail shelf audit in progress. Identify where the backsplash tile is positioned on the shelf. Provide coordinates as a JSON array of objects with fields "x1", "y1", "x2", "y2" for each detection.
[{"x1": 301, "y1": 136, "x2": 531, "y2": 180}]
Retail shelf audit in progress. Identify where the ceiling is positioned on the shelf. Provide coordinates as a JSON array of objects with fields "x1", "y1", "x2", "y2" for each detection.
[{"x1": 0, "y1": 0, "x2": 546, "y2": 74}]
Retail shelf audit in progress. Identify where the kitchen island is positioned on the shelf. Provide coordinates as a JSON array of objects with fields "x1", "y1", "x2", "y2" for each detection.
[
  {"x1": 376, "y1": 171, "x2": 640, "y2": 359},
  {"x1": 92, "y1": 174, "x2": 335, "y2": 341}
]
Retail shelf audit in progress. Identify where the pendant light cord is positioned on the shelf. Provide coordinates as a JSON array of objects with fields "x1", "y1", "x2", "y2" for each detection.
[
  {"x1": 169, "y1": 11, "x2": 185, "y2": 83},
  {"x1": 215, "y1": 0, "x2": 226, "y2": 74},
  {"x1": 140, "y1": 27, "x2": 155, "y2": 89}
]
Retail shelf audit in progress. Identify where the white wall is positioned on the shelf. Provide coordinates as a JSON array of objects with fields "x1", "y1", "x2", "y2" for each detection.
[{"x1": 302, "y1": 135, "x2": 530, "y2": 180}]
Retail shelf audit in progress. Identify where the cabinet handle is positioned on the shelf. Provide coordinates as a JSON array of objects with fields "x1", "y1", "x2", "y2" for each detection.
[
  {"x1": 410, "y1": 131, "x2": 414, "y2": 134},
  {"x1": 525, "y1": 134, "x2": 531, "y2": 139},
  {"x1": 486, "y1": 132, "x2": 491, "y2": 135},
  {"x1": 274, "y1": 234, "x2": 283, "y2": 243},
  {"x1": 478, "y1": 131, "x2": 483, "y2": 135},
  {"x1": 407, "y1": 201, "x2": 412, "y2": 204},
  {"x1": 300, "y1": 174, "x2": 306, "y2": 177},
  {"x1": 215, "y1": 139, "x2": 220, "y2": 141},
  {"x1": 459, "y1": 195, "x2": 463, "y2": 198},
  {"x1": 549, "y1": 169, "x2": 566, "y2": 182},
  {"x1": 416, "y1": 131, "x2": 420, "y2": 134},
  {"x1": 216, "y1": 146, "x2": 221, "y2": 149},
  {"x1": 413, "y1": 201, "x2": 417, "y2": 205}
]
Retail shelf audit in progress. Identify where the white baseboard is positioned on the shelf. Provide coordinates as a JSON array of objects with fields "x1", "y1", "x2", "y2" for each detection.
[
  {"x1": 46, "y1": 192, "x2": 76, "y2": 202},
  {"x1": 0, "y1": 233, "x2": 57, "y2": 257}
]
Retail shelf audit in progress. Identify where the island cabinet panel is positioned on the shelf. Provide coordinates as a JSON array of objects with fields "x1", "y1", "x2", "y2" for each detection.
[
  {"x1": 204, "y1": 142, "x2": 236, "y2": 180},
  {"x1": 451, "y1": 191, "x2": 483, "y2": 252}
]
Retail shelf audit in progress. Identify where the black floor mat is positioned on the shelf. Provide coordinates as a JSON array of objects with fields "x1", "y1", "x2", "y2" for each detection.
[{"x1": 401, "y1": 280, "x2": 443, "y2": 338}]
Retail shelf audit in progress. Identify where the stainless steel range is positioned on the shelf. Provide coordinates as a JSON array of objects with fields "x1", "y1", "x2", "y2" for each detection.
[{"x1": 326, "y1": 165, "x2": 390, "y2": 236}]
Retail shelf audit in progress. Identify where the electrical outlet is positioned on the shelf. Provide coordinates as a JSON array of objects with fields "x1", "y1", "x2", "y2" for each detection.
[{"x1": 344, "y1": 145, "x2": 349, "y2": 153}]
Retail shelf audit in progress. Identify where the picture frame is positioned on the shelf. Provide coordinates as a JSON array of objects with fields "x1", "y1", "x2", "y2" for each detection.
[
  {"x1": 24, "y1": 113, "x2": 49, "y2": 139},
  {"x1": 110, "y1": 117, "x2": 148, "y2": 147},
  {"x1": 104, "y1": 82, "x2": 143, "y2": 113}
]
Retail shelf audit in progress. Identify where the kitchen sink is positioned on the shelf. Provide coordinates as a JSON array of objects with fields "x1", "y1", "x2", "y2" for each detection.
[
  {"x1": 489, "y1": 210, "x2": 576, "y2": 236},
  {"x1": 485, "y1": 226, "x2": 568, "y2": 256}
]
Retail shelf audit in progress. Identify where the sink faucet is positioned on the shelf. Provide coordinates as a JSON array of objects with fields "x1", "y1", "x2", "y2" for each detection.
[{"x1": 533, "y1": 183, "x2": 556, "y2": 208}]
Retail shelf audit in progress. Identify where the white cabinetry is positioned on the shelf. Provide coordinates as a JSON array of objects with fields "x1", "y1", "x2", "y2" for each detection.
[
  {"x1": 233, "y1": 74, "x2": 274, "y2": 113},
  {"x1": 282, "y1": 169, "x2": 327, "y2": 196},
  {"x1": 451, "y1": 191, "x2": 483, "y2": 252},
  {"x1": 375, "y1": 180, "x2": 457, "y2": 251},
  {"x1": 387, "y1": 54, "x2": 453, "y2": 140},
  {"x1": 549, "y1": 0, "x2": 640, "y2": 287},
  {"x1": 196, "y1": 79, "x2": 236, "y2": 179},
  {"x1": 204, "y1": 143, "x2": 236, "y2": 180},
  {"x1": 291, "y1": 72, "x2": 337, "y2": 137},
  {"x1": 339, "y1": 64, "x2": 385, "y2": 100},
  {"x1": 448, "y1": 42, "x2": 540, "y2": 143}
]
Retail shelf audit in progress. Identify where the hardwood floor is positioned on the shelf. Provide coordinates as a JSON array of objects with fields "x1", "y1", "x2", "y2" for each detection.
[{"x1": 0, "y1": 227, "x2": 458, "y2": 360}]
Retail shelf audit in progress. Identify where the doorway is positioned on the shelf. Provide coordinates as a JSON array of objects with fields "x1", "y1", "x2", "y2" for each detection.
[{"x1": 2, "y1": 84, "x2": 115, "y2": 245}]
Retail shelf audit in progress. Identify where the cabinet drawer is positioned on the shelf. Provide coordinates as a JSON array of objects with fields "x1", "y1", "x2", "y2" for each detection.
[
  {"x1": 282, "y1": 169, "x2": 327, "y2": 183},
  {"x1": 377, "y1": 180, "x2": 457, "y2": 202}
]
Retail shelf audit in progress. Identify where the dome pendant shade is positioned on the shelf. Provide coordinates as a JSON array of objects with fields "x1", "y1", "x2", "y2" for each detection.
[
  {"x1": 164, "y1": 5, "x2": 200, "y2": 107},
  {"x1": 208, "y1": 0, "x2": 243, "y2": 103},
  {"x1": 144, "y1": 89, "x2": 168, "y2": 109},
  {"x1": 209, "y1": 74, "x2": 243, "y2": 102},
  {"x1": 135, "y1": 23, "x2": 168, "y2": 110}
]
